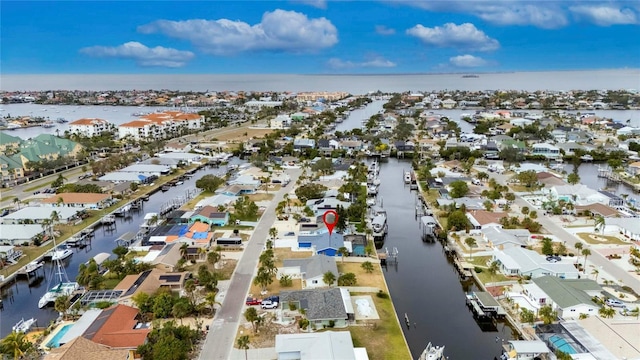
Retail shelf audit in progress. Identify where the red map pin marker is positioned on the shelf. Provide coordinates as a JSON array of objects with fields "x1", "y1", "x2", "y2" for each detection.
[{"x1": 322, "y1": 210, "x2": 338, "y2": 236}]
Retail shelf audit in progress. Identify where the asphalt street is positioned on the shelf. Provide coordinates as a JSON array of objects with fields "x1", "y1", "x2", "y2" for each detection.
[{"x1": 199, "y1": 168, "x2": 301, "y2": 360}]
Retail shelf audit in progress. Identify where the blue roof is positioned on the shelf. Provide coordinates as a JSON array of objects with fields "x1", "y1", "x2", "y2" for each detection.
[{"x1": 297, "y1": 231, "x2": 345, "y2": 251}]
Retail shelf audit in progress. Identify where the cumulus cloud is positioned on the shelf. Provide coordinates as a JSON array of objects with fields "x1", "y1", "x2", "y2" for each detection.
[
  {"x1": 138, "y1": 10, "x2": 338, "y2": 55},
  {"x1": 391, "y1": 1, "x2": 568, "y2": 29},
  {"x1": 294, "y1": 0, "x2": 327, "y2": 9},
  {"x1": 406, "y1": 23, "x2": 499, "y2": 52},
  {"x1": 449, "y1": 54, "x2": 487, "y2": 67},
  {"x1": 328, "y1": 56, "x2": 397, "y2": 69},
  {"x1": 79, "y1": 41, "x2": 194, "y2": 67},
  {"x1": 375, "y1": 25, "x2": 396, "y2": 35},
  {"x1": 570, "y1": 5, "x2": 638, "y2": 26}
]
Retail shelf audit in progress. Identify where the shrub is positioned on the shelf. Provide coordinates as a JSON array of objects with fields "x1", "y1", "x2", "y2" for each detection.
[
  {"x1": 328, "y1": 320, "x2": 335, "y2": 328},
  {"x1": 474, "y1": 266, "x2": 483, "y2": 273},
  {"x1": 289, "y1": 303, "x2": 297, "y2": 311},
  {"x1": 376, "y1": 290, "x2": 389, "y2": 299},
  {"x1": 298, "y1": 318, "x2": 309, "y2": 330},
  {"x1": 279, "y1": 275, "x2": 293, "y2": 287}
]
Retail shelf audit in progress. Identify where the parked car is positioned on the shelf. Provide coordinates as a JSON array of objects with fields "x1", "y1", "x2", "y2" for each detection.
[
  {"x1": 299, "y1": 217, "x2": 311, "y2": 223},
  {"x1": 605, "y1": 299, "x2": 625, "y2": 308},
  {"x1": 261, "y1": 300, "x2": 279, "y2": 309},
  {"x1": 546, "y1": 255, "x2": 561, "y2": 263},
  {"x1": 284, "y1": 232, "x2": 295, "y2": 237},
  {"x1": 263, "y1": 295, "x2": 279, "y2": 303},
  {"x1": 245, "y1": 297, "x2": 262, "y2": 306}
]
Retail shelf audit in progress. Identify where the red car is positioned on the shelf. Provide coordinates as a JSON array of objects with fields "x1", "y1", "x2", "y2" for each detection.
[{"x1": 245, "y1": 297, "x2": 262, "y2": 306}]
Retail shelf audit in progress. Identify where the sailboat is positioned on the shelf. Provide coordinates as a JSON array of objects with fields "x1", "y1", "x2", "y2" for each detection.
[{"x1": 38, "y1": 238, "x2": 79, "y2": 309}]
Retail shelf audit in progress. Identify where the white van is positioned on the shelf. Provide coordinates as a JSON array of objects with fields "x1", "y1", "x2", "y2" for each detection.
[{"x1": 471, "y1": 178, "x2": 481, "y2": 185}]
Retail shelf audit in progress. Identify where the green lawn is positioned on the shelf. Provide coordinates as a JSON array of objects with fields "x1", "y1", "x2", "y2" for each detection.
[
  {"x1": 468, "y1": 256, "x2": 510, "y2": 283},
  {"x1": 577, "y1": 233, "x2": 629, "y2": 246},
  {"x1": 349, "y1": 293, "x2": 411, "y2": 360}
]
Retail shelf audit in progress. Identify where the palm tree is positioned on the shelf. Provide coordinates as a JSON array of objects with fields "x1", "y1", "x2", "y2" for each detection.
[
  {"x1": 41, "y1": 218, "x2": 52, "y2": 239},
  {"x1": 361, "y1": 261, "x2": 374, "y2": 273},
  {"x1": 1, "y1": 331, "x2": 33, "y2": 360},
  {"x1": 598, "y1": 306, "x2": 615, "y2": 318},
  {"x1": 591, "y1": 269, "x2": 599, "y2": 282},
  {"x1": 269, "y1": 227, "x2": 278, "y2": 240},
  {"x1": 594, "y1": 215, "x2": 605, "y2": 234},
  {"x1": 180, "y1": 243, "x2": 189, "y2": 260},
  {"x1": 338, "y1": 247, "x2": 349, "y2": 263},
  {"x1": 574, "y1": 242, "x2": 583, "y2": 264},
  {"x1": 207, "y1": 250, "x2": 221, "y2": 268},
  {"x1": 237, "y1": 335, "x2": 250, "y2": 360},
  {"x1": 464, "y1": 237, "x2": 477, "y2": 260},
  {"x1": 205, "y1": 291, "x2": 220, "y2": 316},
  {"x1": 582, "y1": 248, "x2": 592, "y2": 272},
  {"x1": 54, "y1": 295, "x2": 71, "y2": 320},
  {"x1": 12, "y1": 197, "x2": 20, "y2": 210},
  {"x1": 323, "y1": 271, "x2": 336, "y2": 287},
  {"x1": 50, "y1": 210, "x2": 60, "y2": 224}
]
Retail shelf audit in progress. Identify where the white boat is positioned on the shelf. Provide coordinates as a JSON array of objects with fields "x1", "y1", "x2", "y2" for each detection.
[
  {"x1": 366, "y1": 198, "x2": 377, "y2": 207},
  {"x1": 404, "y1": 171, "x2": 411, "y2": 184},
  {"x1": 418, "y1": 342, "x2": 446, "y2": 360},
  {"x1": 580, "y1": 154, "x2": 594, "y2": 162},
  {"x1": 42, "y1": 121, "x2": 56, "y2": 128},
  {"x1": 39, "y1": 238, "x2": 78, "y2": 309},
  {"x1": 50, "y1": 248, "x2": 73, "y2": 261},
  {"x1": 6, "y1": 123, "x2": 21, "y2": 130},
  {"x1": 12, "y1": 318, "x2": 36, "y2": 333},
  {"x1": 23, "y1": 261, "x2": 44, "y2": 273}
]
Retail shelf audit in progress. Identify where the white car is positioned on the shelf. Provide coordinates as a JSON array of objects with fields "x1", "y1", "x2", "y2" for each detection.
[
  {"x1": 261, "y1": 300, "x2": 278, "y2": 309},
  {"x1": 605, "y1": 299, "x2": 625, "y2": 308}
]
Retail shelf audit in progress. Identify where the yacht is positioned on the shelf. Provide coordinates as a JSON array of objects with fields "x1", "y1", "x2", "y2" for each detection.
[
  {"x1": 39, "y1": 239, "x2": 79, "y2": 308},
  {"x1": 23, "y1": 260, "x2": 44, "y2": 273},
  {"x1": 418, "y1": 342, "x2": 446, "y2": 360},
  {"x1": 50, "y1": 247, "x2": 73, "y2": 261},
  {"x1": 404, "y1": 171, "x2": 411, "y2": 184},
  {"x1": 13, "y1": 318, "x2": 36, "y2": 333}
]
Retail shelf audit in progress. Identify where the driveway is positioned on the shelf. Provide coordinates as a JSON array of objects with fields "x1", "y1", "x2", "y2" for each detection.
[{"x1": 199, "y1": 168, "x2": 301, "y2": 360}]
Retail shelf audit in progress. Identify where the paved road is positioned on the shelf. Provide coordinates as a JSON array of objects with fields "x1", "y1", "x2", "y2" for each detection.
[
  {"x1": 199, "y1": 168, "x2": 301, "y2": 360},
  {"x1": 0, "y1": 166, "x2": 86, "y2": 208},
  {"x1": 489, "y1": 170, "x2": 640, "y2": 294}
]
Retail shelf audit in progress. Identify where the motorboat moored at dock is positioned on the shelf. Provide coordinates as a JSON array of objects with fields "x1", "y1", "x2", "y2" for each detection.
[
  {"x1": 418, "y1": 342, "x2": 446, "y2": 360},
  {"x1": 12, "y1": 318, "x2": 36, "y2": 333}
]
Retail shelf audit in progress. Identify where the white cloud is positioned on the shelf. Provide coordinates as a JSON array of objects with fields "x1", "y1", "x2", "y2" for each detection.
[
  {"x1": 570, "y1": 5, "x2": 638, "y2": 26},
  {"x1": 138, "y1": 10, "x2": 338, "y2": 55},
  {"x1": 294, "y1": 0, "x2": 327, "y2": 9},
  {"x1": 328, "y1": 56, "x2": 397, "y2": 69},
  {"x1": 449, "y1": 54, "x2": 487, "y2": 67},
  {"x1": 375, "y1": 25, "x2": 396, "y2": 35},
  {"x1": 391, "y1": 1, "x2": 568, "y2": 29},
  {"x1": 406, "y1": 23, "x2": 499, "y2": 52},
  {"x1": 79, "y1": 41, "x2": 194, "y2": 67}
]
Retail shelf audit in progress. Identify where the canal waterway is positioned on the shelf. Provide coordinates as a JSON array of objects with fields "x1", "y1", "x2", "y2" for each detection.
[
  {"x1": 0, "y1": 163, "x2": 232, "y2": 338},
  {"x1": 376, "y1": 159, "x2": 516, "y2": 359}
]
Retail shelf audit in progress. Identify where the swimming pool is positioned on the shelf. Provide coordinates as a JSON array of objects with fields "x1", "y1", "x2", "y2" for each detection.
[
  {"x1": 549, "y1": 335, "x2": 577, "y2": 354},
  {"x1": 45, "y1": 324, "x2": 73, "y2": 349}
]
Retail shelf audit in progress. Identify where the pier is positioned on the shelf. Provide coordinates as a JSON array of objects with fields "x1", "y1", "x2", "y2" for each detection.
[{"x1": 465, "y1": 291, "x2": 507, "y2": 320}]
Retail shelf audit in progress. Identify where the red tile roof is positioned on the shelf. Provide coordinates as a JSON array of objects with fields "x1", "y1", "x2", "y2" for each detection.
[{"x1": 84, "y1": 305, "x2": 150, "y2": 349}]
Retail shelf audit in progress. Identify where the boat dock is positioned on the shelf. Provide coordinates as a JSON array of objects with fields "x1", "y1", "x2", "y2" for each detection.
[
  {"x1": 453, "y1": 258, "x2": 473, "y2": 280},
  {"x1": 465, "y1": 291, "x2": 507, "y2": 320}
]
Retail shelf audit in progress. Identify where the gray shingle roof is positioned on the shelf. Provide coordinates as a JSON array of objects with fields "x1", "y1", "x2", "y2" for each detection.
[
  {"x1": 283, "y1": 255, "x2": 338, "y2": 280},
  {"x1": 532, "y1": 276, "x2": 600, "y2": 309},
  {"x1": 281, "y1": 288, "x2": 347, "y2": 321}
]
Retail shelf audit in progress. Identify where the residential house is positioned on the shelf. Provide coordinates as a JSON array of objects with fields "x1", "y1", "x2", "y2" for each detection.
[
  {"x1": 189, "y1": 206, "x2": 229, "y2": 226},
  {"x1": 597, "y1": 190, "x2": 625, "y2": 208},
  {"x1": 531, "y1": 143, "x2": 561, "y2": 159},
  {"x1": 227, "y1": 174, "x2": 261, "y2": 189},
  {"x1": 42, "y1": 193, "x2": 112, "y2": 210},
  {"x1": 297, "y1": 231, "x2": 346, "y2": 257},
  {"x1": 536, "y1": 172, "x2": 566, "y2": 188},
  {"x1": 68, "y1": 118, "x2": 114, "y2": 137},
  {"x1": 163, "y1": 142, "x2": 192, "y2": 153},
  {"x1": 343, "y1": 234, "x2": 367, "y2": 257},
  {"x1": 0, "y1": 154, "x2": 25, "y2": 184},
  {"x1": 0, "y1": 245, "x2": 22, "y2": 264},
  {"x1": 627, "y1": 161, "x2": 640, "y2": 176},
  {"x1": 574, "y1": 203, "x2": 619, "y2": 218},
  {"x1": 548, "y1": 184, "x2": 610, "y2": 206},
  {"x1": 0, "y1": 224, "x2": 45, "y2": 246},
  {"x1": 522, "y1": 276, "x2": 601, "y2": 319},
  {"x1": 275, "y1": 331, "x2": 368, "y2": 360},
  {"x1": 280, "y1": 254, "x2": 339, "y2": 289},
  {"x1": 305, "y1": 198, "x2": 351, "y2": 219},
  {"x1": 394, "y1": 140, "x2": 415, "y2": 152},
  {"x1": 44, "y1": 336, "x2": 130, "y2": 360},
  {"x1": 220, "y1": 184, "x2": 257, "y2": 196},
  {"x1": 566, "y1": 130, "x2": 593, "y2": 143},
  {"x1": 75, "y1": 304, "x2": 150, "y2": 349},
  {"x1": 441, "y1": 99, "x2": 457, "y2": 109},
  {"x1": 115, "y1": 269, "x2": 188, "y2": 305},
  {"x1": 7, "y1": 134, "x2": 82, "y2": 176},
  {"x1": 605, "y1": 218, "x2": 640, "y2": 241},
  {"x1": 1, "y1": 206, "x2": 79, "y2": 225},
  {"x1": 270, "y1": 114, "x2": 291, "y2": 129},
  {"x1": 293, "y1": 138, "x2": 316, "y2": 150},
  {"x1": 436, "y1": 197, "x2": 486, "y2": 211},
  {"x1": 466, "y1": 210, "x2": 508, "y2": 231},
  {"x1": 280, "y1": 288, "x2": 352, "y2": 328},
  {"x1": 339, "y1": 140, "x2": 364, "y2": 152},
  {"x1": 118, "y1": 164, "x2": 171, "y2": 177},
  {"x1": 149, "y1": 243, "x2": 184, "y2": 272},
  {"x1": 501, "y1": 341, "x2": 550, "y2": 360},
  {"x1": 482, "y1": 227, "x2": 530, "y2": 250},
  {"x1": 491, "y1": 247, "x2": 579, "y2": 279}
]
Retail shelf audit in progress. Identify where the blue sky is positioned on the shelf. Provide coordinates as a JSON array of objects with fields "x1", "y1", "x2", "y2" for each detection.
[{"x1": 2, "y1": 0, "x2": 639, "y2": 74}]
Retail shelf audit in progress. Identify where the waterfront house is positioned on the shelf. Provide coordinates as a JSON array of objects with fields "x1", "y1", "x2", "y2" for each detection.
[
  {"x1": 1, "y1": 206, "x2": 78, "y2": 225},
  {"x1": 189, "y1": 206, "x2": 229, "y2": 226},
  {"x1": 99, "y1": 172, "x2": 150, "y2": 184},
  {"x1": 0, "y1": 224, "x2": 47, "y2": 246},
  {"x1": 115, "y1": 269, "x2": 188, "y2": 306},
  {"x1": 522, "y1": 276, "x2": 601, "y2": 319},
  {"x1": 275, "y1": 331, "x2": 368, "y2": 360},
  {"x1": 74, "y1": 304, "x2": 150, "y2": 349},
  {"x1": 343, "y1": 234, "x2": 367, "y2": 257},
  {"x1": 220, "y1": 184, "x2": 257, "y2": 196},
  {"x1": 42, "y1": 192, "x2": 112, "y2": 210},
  {"x1": 44, "y1": 336, "x2": 130, "y2": 360},
  {"x1": 531, "y1": 143, "x2": 561, "y2": 159},
  {"x1": 163, "y1": 141, "x2": 192, "y2": 153},
  {"x1": 436, "y1": 197, "x2": 485, "y2": 211},
  {"x1": 280, "y1": 288, "x2": 352, "y2": 328},
  {"x1": 491, "y1": 247, "x2": 579, "y2": 279},
  {"x1": 140, "y1": 157, "x2": 183, "y2": 168},
  {"x1": 118, "y1": 164, "x2": 171, "y2": 177},
  {"x1": 548, "y1": 184, "x2": 610, "y2": 206},
  {"x1": 293, "y1": 138, "x2": 316, "y2": 150},
  {"x1": 536, "y1": 172, "x2": 565, "y2": 188},
  {"x1": 297, "y1": 231, "x2": 346, "y2": 257},
  {"x1": 466, "y1": 210, "x2": 508, "y2": 231},
  {"x1": 0, "y1": 245, "x2": 22, "y2": 263},
  {"x1": 227, "y1": 174, "x2": 261, "y2": 189},
  {"x1": 280, "y1": 254, "x2": 339, "y2": 289},
  {"x1": 574, "y1": 203, "x2": 619, "y2": 218},
  {"x1": 501, "y1": 341, "x2": 550, "y2": 360},
  {"x1": 482, "y1": 227, "x2": 530, "y2": 250},
  {"x1": 68, "y1": 118, "x2": 114, "y2": 137}
]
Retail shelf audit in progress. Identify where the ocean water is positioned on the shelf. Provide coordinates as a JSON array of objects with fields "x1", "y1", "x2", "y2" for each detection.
[{"x1": 1, "y1": 69, "x2": 639, "y2": 93}]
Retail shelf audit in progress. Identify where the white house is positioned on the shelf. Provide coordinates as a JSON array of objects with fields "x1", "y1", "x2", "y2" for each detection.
[
  {"x1": 441, "y1": 99, "x2": 457, "y2": 109},
  {"x1": 466, "y1": 210, "x2": 508, "y2": 231},
  {"x1": 548, "y1": 184, "x2": 610, "y2": 206},
  {"x1": 531, "y1": 143, "x2": 561, "y2": 159},
  {"x1": 68, "y1": 118, "x2": 114, "y2": 137},
  {"x1": 270, "y1": 115, "x2": 291, "y2": 129},
  {"x1": 482, "y1": 227, "x2": 530, "y2": 250},
  {"x1": 0, "y1": 224, "x2": 45, "y2": 246},
  {"x1": 280, "y1": 255, "x2": 339, "y2": 288},
  {"x1": 522, "y1": 276, "x2": 601, "y2": 319},
  {"x1": 491, "y1": 247, "x2": 579, "y2": 279},
  {"x1": 275, "y1": 331, "x2": 368, "y2": 360},
  {"x1": 605, "y1": 218, "x2": 640, "y2": 241},
  {"x1": 1, "y1": 206, "x2": 79, "y2": 225}
]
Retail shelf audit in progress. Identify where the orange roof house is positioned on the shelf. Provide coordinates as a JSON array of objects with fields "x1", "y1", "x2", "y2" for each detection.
[
  {"x1": 42, "y1": 193, "x2": 111, "y2": 209},
  {"x1": 83, "y1": 304, "x2": 150, "y2": 349},
  {"x1": 44, "y1": 336, "x2": 130, "y2": 360},
  {"x1": 466, "y1": 210, "x2": 508, "y2": 229}
]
